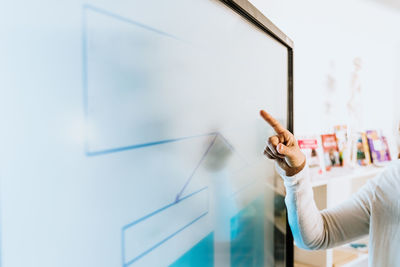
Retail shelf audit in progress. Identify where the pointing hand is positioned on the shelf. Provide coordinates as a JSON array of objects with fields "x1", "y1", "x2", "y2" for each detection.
[{"x1": 260, "y1": 110, "x2": 306, "y2": 176}]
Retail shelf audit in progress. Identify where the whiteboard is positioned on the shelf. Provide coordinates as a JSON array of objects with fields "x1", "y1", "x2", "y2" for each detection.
[{"x1": 0, "y1": 0, "x2": 291, "y2": 266}]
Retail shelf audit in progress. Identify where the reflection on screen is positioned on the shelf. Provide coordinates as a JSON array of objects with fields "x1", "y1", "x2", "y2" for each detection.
[{"x1": 1, "y1": 0, "x2": 288, "y2": 266}]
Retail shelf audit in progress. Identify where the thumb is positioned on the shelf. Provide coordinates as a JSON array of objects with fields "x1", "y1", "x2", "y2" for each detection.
[
  {"x1": 276, "y1": 143, "x2": 294, "y2": 157},
  {"x1": 277, "y1": 143, "x2": 306, "y2": 170}
]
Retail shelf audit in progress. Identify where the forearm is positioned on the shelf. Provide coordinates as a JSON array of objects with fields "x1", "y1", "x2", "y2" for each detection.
[
  {"x1": 278, "y1": 165, "x2": 328, "y2": 249},
  {"x1": 278, "y1": 164, "x2": 370, "y2": 250}
]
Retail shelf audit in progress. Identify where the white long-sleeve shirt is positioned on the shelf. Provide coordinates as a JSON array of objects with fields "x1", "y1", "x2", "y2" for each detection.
[{"x1": 277, "y1": 160, "x2": 400, "y2": 266}]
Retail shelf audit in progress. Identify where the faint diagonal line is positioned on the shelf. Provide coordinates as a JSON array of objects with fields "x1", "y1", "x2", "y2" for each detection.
[{"x1": 175, "y1": 133, "x2": 218, "y2": 202}]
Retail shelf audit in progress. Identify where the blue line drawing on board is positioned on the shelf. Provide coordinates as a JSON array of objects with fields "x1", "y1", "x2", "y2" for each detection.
[
  {"x1": 121, "y1": 187, "x2": 209, "y2": 267},
  {"x1": 86, "y1": 132, "x2": 218, "y2": 157},
  {"x1": 120, "y1": 131, "x2": 248, "y2": 266},
  {"x1": 175, "y1": 132, "x2": 249, "y2": 201},
  {"x1": 82, "y1": 4, "x2": 208, "y2": 157},
  {"x1": 175, "y1": 134, "x2": 217, "y2": 202},
  {"x1": 83, "y1": 4, "x2": 179, "y2": 40},
  {"x1": 82, "y1": 5, "x2": 254, "y2": 266},
  {"x1": 120, "y1": 133, "x2": 216, "y2": 266},
  {"x1": 82, "y1": 4, "x2": 180, "y2": 156}
]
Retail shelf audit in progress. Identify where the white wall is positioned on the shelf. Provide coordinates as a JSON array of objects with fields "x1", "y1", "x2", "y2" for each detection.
[{"x1": 250, "y1": 0, "x2": 400, "y2": 156}]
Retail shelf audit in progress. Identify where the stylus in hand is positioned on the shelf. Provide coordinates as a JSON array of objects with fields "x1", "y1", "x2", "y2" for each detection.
[{"x1": 260, "y1": 110, "x2": 306, "y2": 176}]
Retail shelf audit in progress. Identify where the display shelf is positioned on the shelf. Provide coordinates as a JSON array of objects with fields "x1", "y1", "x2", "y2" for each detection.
[
  {"x1": 333, "y1": 237, "x2": 368, "y2": 266},
  {"x1": 332, "y1": 246, "x2": 368, "y2": 267},
  {"x1": 332, "y1": 247, "x2": 368, "y2": 267},
  {"x1": 294, "y1": 262, "x2": 315, "y2": 267},
  {"x1": 339, "y1": 254, "x2": 368, "y2": 267},
  {"x1": 310, "y1": 165, "x2": 385, "y2": 187},
  {"x1": 332, "y1": 249, "x2": 358, "y2": 267},
  {"x1": 295, "y1": 245, "x2": 368, "y2": 267}
]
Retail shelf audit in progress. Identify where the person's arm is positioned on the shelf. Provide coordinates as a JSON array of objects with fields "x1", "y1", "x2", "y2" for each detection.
[
  {"x1": 277, "y1": 164, "x2": 373, "y2": 249},
  {"x1": 260, "y1": 110, "x2": 372, "y2": 249}
]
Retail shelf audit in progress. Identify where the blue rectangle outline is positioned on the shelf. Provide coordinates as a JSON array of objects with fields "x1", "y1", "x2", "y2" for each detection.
[
  {"x1": 121, "y1": 186, "x2": 209, "y2": 267},
  {"x1": 82, "y1": 4, "x2": 202, "y2": 157}
]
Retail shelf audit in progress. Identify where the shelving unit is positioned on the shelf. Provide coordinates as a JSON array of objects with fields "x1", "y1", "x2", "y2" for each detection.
[
  {"x1": 310, "y1": 165, "x2": 384, "y2": 187},
  {"x1": 294, "y1": 165, "x2": 386, "y2": 267}
]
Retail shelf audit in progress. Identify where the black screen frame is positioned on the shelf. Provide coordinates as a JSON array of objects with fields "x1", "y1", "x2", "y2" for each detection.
[{"x1": 220, "y1": 0, "x2": 294, "y2": 266}]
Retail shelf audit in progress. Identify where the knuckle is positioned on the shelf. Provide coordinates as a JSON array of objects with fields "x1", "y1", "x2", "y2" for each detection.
[
  {"x1": 283, "y1": 131, "x2": 292, "y2": 139},
  {"x1": 269, "y1": 135, "x2": 279, "y2": 145}
]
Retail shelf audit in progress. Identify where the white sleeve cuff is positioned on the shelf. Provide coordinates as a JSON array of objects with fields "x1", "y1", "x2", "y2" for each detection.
[{"x1": 275, "y1": 161, "x2": 309, "y2": 187}]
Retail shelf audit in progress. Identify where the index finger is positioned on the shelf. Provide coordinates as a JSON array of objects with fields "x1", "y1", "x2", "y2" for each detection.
[{"x1": 260, "y1": 110, "x2": 286, "y2": 134}]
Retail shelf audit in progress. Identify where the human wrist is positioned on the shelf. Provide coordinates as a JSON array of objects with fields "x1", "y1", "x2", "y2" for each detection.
[{"x1": 285, "y1": 156, "x2": 306, "y2": 177}]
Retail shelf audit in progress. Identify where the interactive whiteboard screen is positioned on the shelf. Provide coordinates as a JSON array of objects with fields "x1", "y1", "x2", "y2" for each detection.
[{"x1": 0, "y1": 0, "x2": 291, "y2": 266}]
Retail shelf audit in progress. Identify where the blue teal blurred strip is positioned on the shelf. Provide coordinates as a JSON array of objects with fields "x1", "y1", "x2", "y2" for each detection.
[
  {"x1": 231, "y1": 196, "x2": 265, "y2": 267},
  {"x1": 170, "y1": 232, "x2": 214, "y2": 267}
]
